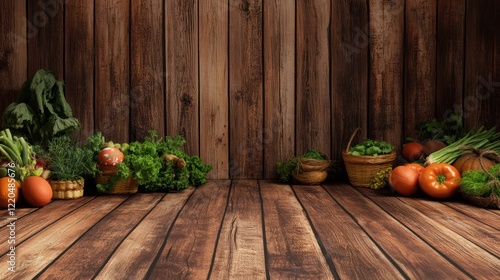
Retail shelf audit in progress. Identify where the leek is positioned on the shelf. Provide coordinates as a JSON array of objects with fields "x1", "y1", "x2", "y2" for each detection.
[{"x1": 425, "y1": 127, "x2": 500, "y2": 165}]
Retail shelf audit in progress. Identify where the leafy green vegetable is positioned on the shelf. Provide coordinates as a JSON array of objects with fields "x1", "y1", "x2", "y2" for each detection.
[
  {"x1": 300, "y1": 150, "x2": 326, "y2": 160},
  {"x1": 348, "y1": 140, "x2": 394, "y2": 156},
  {"x1": 417, "y1": 112, "x2": 464, "y2": 145},
  {"x1": 1, "y1": 69, "x2": 81, "y2": 146},
  {"x1": 460, "y1": 164, "x2": 500, "y2": 197},
  {"x1": 98, "y1": 130, "x2": 211, "y2": 192}
]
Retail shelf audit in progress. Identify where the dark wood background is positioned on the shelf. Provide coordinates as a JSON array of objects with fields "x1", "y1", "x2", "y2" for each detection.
[{"x1": 1, "y1": 0, "x2": 499, "y2": 179}]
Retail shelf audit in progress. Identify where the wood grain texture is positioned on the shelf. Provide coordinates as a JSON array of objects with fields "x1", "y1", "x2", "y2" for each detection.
[
  {"x1": 0, "y1": 197, "x2": 94, "y2": 255},
  {"x1": 324, "y1": 183, "x2": 469, "y2": 279},
  {"x1": 260, "y1": 181, "x2": 334, "y2": 279},
  {"x1": 263, "y1": 0, "x2": 295, "y2": 178},
  {"x1": 436, "y1": 0, "x2": 465, "y2": 119},
  {"x1": 27, "y1": 0, "x2": 64, "y2": 79},
  {"x1": 64, "y1": 0, "x2": 94, "y2": 142},
  {"x1": 0, "y1": 196, "x2": 128, "y2": 280},
  {"x1": 0, "y1": 0, "x2": 27, "y2": 115},
  {"x1": 296, "y1": 0, "x2": 331, "y2": 156},
  {"x1": 37, "y1": 194, "x2": 164, "y2": 279},
  {"x1": 404, "y1": 0, "x2": 437, "y2": 139},
  {"x1": 464, "y1": 0, "x2": 500, "y2": 130},
  {"x1": 368, "y1": 0, "x2": 404, "y2": 148},
  {"x1": 95, "y1": 0, "x2": 130, "y2": 143},
  {"x1": 331, "y1": 0, "x2": 369, "y2": 164},
  {"x1": 293, "y1": 185, "x2": 404, "y2": 279},
  {"x1": 361, "y1": 190, "x2": 500, "y2": 278},
  {"x1": 147, "y1": 180, "x2": 230, "y2": 279},
  {"x1": 165, "y1": 0, "x2": 199, "y2": 155},
  {"x1": 210, "y1": 180, "x2": 266, "y2": 279},
  {"x1": 130, "y1": 0, "x2": 165, "y2": 140},
  {"x1": 95, "y1": 188, "x2": 194, "y2": 279},
  {"x1": 444, "y1": 201, "x2": 500, "y2": 230},
  {"x1": 229, "y1": 0, "x2": 264, "y2": 178},
  {"x1": 199, "y1": 0, "x2": 229, "y2": 179}
]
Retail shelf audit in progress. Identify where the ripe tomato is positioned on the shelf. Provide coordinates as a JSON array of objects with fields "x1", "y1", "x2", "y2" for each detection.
[
  {"x1": 98, "y1": 148, "x2": 124, "y2": 166},
  {"x1": 402, "y1": 142, "x2": 424, "y2": 162},
  {"x1": 405, "y1": 163, "x2": 425, "y2": 175},
  {"x1": 389, "y1": 165, "x2": 420, "y2": 196},
  {"x1": 419, "y1": 163, "x2": 461, "y2": 199},
  {"x1": 21, "y1": 176, "x2": 52, "y2": 207}
]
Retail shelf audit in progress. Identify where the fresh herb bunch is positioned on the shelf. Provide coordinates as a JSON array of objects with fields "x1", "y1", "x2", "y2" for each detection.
[
  {"x1": 460, "y1": 164, "x2": 500, "y2": 197},
  {"x1": 276, "y1": 150, "x2": 328, "y2": 183},
  {"x1": 82, "y1": 131, "x2": 105, "y2": 161},
  {"x1": 348, "y1": 140, "x2": 394, "y2": 156},
  {"x1": 99, "y1": 130, "x2": 211, "y2": 192},
  {"x1": 41, "y1": 136, "x2": 97, "y2": 181},
  {"x1": 417, "y1": 112, "x2": 464, "y2": 145}
]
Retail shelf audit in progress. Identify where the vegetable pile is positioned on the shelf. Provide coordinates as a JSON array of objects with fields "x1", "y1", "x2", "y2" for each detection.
[
  {"x1": 460, "y1": 164, "x2": 500, "y2": 198},
  {"x1": 425, "y1": 126, "x2": 500, "y2": 165},
  {"x1": 95, "y1": 130, "x2": 212, "y2": 192}
]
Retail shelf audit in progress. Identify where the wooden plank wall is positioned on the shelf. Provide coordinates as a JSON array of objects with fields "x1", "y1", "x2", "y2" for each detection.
[{"x1": 1, "y1": 0, "x2": 499, "y2": 179}]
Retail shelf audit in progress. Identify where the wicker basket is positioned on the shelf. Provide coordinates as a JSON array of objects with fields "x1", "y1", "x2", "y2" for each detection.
[
  {"x1": 95, "y1": 165, "x2": 138, "y2": 194},
  {"x1": 460, "y1": 192, "x2": 499, "y2": 209},
  {"x1": 49, "y1": 178, "x2": 85, "y2": 199},
  {"x1": 298, "y1": 158, "x2": 331, "y2": 172},
  {"x1": 292, "y1": 170, "x2": 328, "y2": 185},
  {"x1": 343, "y1": 128, "x2": 396, "y2": 187}
]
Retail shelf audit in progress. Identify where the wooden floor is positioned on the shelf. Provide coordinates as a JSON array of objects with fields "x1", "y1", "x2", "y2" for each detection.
[{"x1": 1, "y1": 180, "x2": 499, "y2": 279}]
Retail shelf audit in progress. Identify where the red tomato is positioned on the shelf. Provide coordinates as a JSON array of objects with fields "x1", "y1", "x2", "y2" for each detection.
[
  {"x1": 419, "y1": 164, "x2": 461, "y2": 199},
  {"x1": 402, "y1": 142, "x2": 424, "y2": 162},
  {"x1": 389, "y1": 166, "x2": 420, "y2": 196},
  {"x1": 98, "y1": 148, "x2": 124, "y2": 166}
]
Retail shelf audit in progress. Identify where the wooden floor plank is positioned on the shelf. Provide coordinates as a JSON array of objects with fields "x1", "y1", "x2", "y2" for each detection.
[
  {"x1": 0, "y1": 195, "x2": 128, "y2": 279},
  {"x1": 95, "y1": 188, "x2": 195, "y2": 280},
  {"x1": 37, "y1": 193, "x2": 165, "y2": 279},
  {"x1": 293, "y1": 185, "x2": 405, "y2": 279},
  {"x1": 147, "y1": 180, "x2": 230, "y2": 279},
  {"x1": 324, "y1": 183, "x2": 470, "y2": 279},
  {"x1": 359, "y1": 188, "x2": 500, "y2": 279},
  {"x1": 0, "y1": 197, "x2": 94, "y2": 255},
  {"x1": 260, "y1": 181, "x2": 334, "y2": 279},
  {"x1": 0, "y1": 207, "x2": 37, "y2": 227},
  {"x1": 394, "y1": 195, "x2": 500, "y2": 258},
  {"x1": 210, "y1": 180, "x2": 266, "y2": 279},
  {"x1": 444, "y1": 200, "x2": 500, "y2": 230}
]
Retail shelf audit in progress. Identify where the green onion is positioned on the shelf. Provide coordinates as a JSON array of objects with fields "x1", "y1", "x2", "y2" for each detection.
[{"x1": 425, "y1": 126, "x2": 500, "y2": 165}]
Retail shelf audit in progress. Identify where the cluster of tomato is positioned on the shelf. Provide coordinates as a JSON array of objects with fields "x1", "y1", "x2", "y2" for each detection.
[{"x1": 389, "y1": 163, "x2": 461, "y2": 199}]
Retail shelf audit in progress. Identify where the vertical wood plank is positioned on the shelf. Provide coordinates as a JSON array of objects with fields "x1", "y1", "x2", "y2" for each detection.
[
  {"x1": 331, "y1": 0, "x2": 369, "y2": 164},
  {"x1": 263, "y1": 0, "x2": 295, "y2": 178},
  {"x1": 404, "y1": 0, "x2": 437, "y2": 139},
  {"x1": 464, "y1": 0, "x2": 500, "y2": 130},
  {"x1": 296, "y1": 0, "x2": 331, "y2": 156},
  {"x1": 165, "y1": 0, "x2": 199, "y2": 155},
  {"x1": 436, "y1": 0, "x2": 465, "y2": 120},
  {"x1": 210, "y1": 180, "x2": 266, "y2": 279},
  {"x1": 95, "y1": 0, "x2": 130, "y2": 143},
  {"x1": 0, "y1": 0, "x2": 27, "y2": 113},
  {"x1": 199, "y1": 0, "x2": 229, "y2": 179},
  {"x1": 65, "y1": 0, "x2": 94, "y2": 142},
  {"x1": 131, "y1": 0, "x2": 165, "y2": 140},
  {"x1": 147, "y1": 181, "x2": 230, "y2": 279},
  {"x1": 27, "y1": 0, "x2": 64, "y2": 79},
  {"x1": 229, "y1": 0, "x2": 264, "y2": 178},
  {"x1": 368, "y1": 0, "x2": 405, "y2": 148}
]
